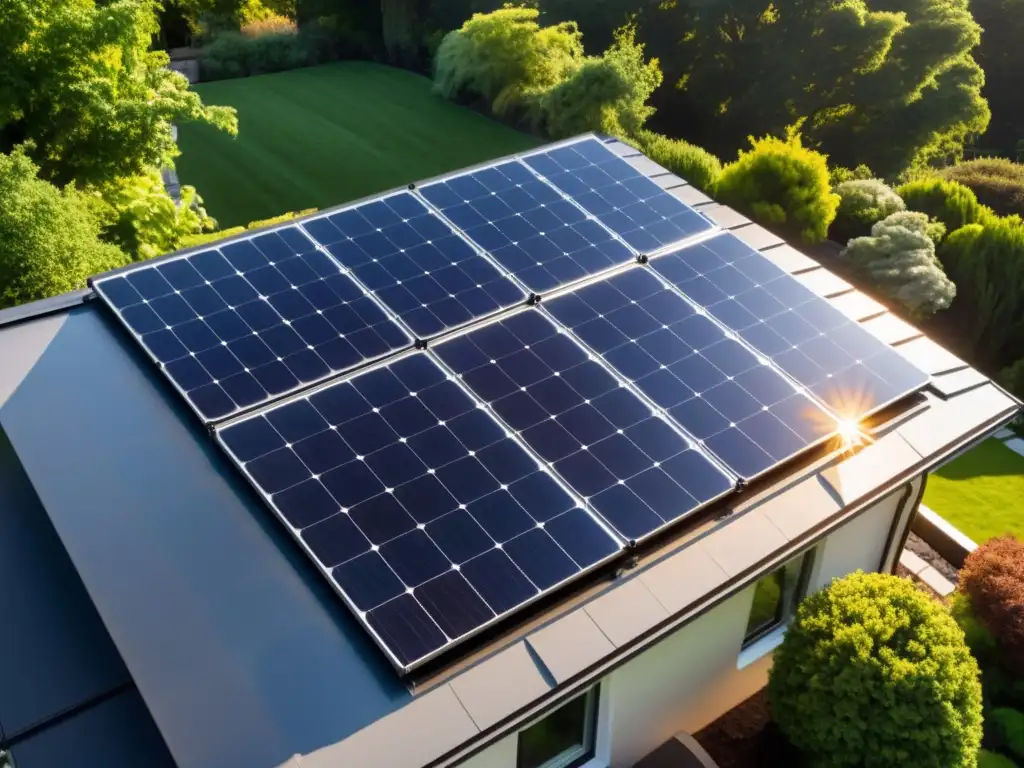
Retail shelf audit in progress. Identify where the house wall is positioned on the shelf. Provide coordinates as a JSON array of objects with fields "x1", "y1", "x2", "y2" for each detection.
[{"x1": 459, "y1": 481, "x2": 918, "y2": 768}]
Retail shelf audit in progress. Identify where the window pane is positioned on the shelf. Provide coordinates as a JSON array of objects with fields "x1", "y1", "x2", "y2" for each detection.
[
  {"x1": 744, "y1": 570, "x2": 783, "y2": 639},
  {"x1": 518, "y1": 689, "x2": 595, "y2": 768}
]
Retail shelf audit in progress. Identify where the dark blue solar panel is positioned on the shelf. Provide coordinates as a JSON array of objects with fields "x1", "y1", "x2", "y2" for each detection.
[
  {"x1": 217, "y1": 353, "x2": 621, "y2": 671},
  {"x1": 301, "y1": 192, "x2": 525, "y2": 338},
  {"x1": 418, "y1": 160, "x2": 634, "y2": 294},
  {"x1": 94, "y1": 227, "x2": 411, "y2": 421},
  {"x1": 546, "y1": 268, "x2": 837, "y2": 480},
  {"x1": 650, "y1": 233, "x2": 930, "y2": 419},
  {"x1": 433, "y1": 311, "x2": 734, "y2": 542},
  {"x1": 521, "y1": 138, "x2": 715, "y2": 254}
]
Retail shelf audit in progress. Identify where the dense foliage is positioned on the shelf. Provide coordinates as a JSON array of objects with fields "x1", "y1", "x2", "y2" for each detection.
[
  {"x1": 434, "y1": 9, "x2": 662, "y2": 138},
  {"x1": 842, "y1": 212, "x2": 954, "y2": 317},
  {"x1": 942, "y1": 159, "x2": 1024, "y2": 219},
  {"x1": 202, "y1": 27, "x2": 309, "y2": 78},
  {"x1": 971, "y1": 0, "x2": 1024, "y2": 156},
  {"x1": 897, "y1": 178, "x2": 990, "y2": 236},
  {"x1": 649, "y1": 0, "x2": 988, "y2": 178},
  {"x1": 938, "y1": 217, "x2": 1024, "y2": 366},
  {"x1": 0, "y1": 150, "x2": 127, "y2": 309},
  {"x1": 632, "y1": 130, "x2": 721, "y2": 193},
  {"x1": 978, "y1": 750, "x2": 1019, "y2": 768},
  {"x1": 832, "y1": 179, "x2": 905, "y2": 241},
  {"x1": 998, "y1": 359, "x2": 1024, "y2": 405},
  {"x1": 769, "y1": 572, "x2": 983, "y2": 768},
  {"x1": 959, "y1": 536, "x2": 1024, "y2": 677},
  {"x1": 0, "y1": 0, "x2": 237, "y2": 188},
  {"x1": 715, "y1": 134, "x2": 839, "y2": 244},
  {"x1": 830, "y1": 164, "x2": 875, "y2": 186},
  {"x1": 92, "y1": 172, "x2": 216, "y2": 261},
  {"x1": 990, "y1": 708, "x2": 1024, "y2": 761}
]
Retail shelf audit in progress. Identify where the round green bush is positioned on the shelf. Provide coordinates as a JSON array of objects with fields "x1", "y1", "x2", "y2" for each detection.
[
  {"x1": 897, "y1": 177, "x2": 990, "y2": 236},
  {"x1": 941, "y1": 159, "x2": 1024, "y2": 218},
  {"x1": 0, "y1": 149, "x2": 127, "y2": 309},
  {"x1": 716, "y1": 133, "x2": 839, "y2": 244},
  {"x1": 832, "y1": 178, "x2": 906, "y2": 241},
  {"x1": 769, "y1": 572, "x2": 983, "y2": 768},
  {"x1": 633, "y1": 130, "x2": 722, "y2": 194}
]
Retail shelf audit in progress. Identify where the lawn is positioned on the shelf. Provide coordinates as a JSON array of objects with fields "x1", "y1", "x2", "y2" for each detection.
[
  {"x1": 176, "y1": 62, "x2": 539, "y2": 228},
  {"x1": 923, "y1": 438, "x2": 1024, "y2": 543}
]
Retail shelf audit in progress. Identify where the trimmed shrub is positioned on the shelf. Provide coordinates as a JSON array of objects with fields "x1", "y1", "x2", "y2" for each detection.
[
  {"x1": 433, "y1": 8, "x2": 583, "y2": 119},
  {"x1": 830, "y1": 164, "x2": 875, "y2": 186},
  {"x1": 246, "y1": 208, "x2": 317, "y2": 229},
  {"x1": 897, "y1": 177, "x2": 990, "y2": 236},
  {"x1": 0, "y1": 148, "x2": 127, "y2": 309},
  {"x1": 842, "y1": 211, "x2": 955, "y2": 317},
  {"x1": 632, "y1": 130, "x2": 722, "y2": 194},
  {"x1": 942, "y1": 159, "x2": 1024, "y2": 218},
  {"x1": 832, "y1": 179, "x2": 906, "y2": 241},
  {"x1": 938, "y1": 217, "x2": 1024, "y2": 365},
  {"x1": 991, "y1": 709, "x2": 1024, "y2": 760},
  {"x1": 202, "y1": 29, "x2": 308, "y2": 80},
  {"x1": 769, "y1": 572, "x2": 983, "y2": 768},
  {"x1": 180, "y1": 226, "x2": 246, "y2": 249},
  {"x1": 241, "y1": 14, "x2": 297, "y2": 37},
  {"x1": 716, "y1": 133, "x2": 839, "y2": 244},
  {"x1": 959, "y1": 536, "x2": 1024, "y2": 677}
]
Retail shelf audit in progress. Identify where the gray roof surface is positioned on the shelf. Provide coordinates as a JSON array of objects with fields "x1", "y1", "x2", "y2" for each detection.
[{"x1": 0, "y1": 135, "x2": 1017, "y2": 768}]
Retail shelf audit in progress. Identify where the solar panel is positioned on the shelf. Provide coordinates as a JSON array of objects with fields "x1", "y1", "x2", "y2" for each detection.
[
  {"x1": 93, "y1": 226, "x2": 411, "y2": 421},
  {"x1": 300, "y1": 192, "x2": 526, "y2": 338},
  {"x1": 521, "y1": 138, "x2": 715, "y2": 254},
  {"x1": 418, "y1": 160, "x2": 634, "y2": 295},
  {"x1": 545, "y1": 268, "x2": 838, "y2": 480},
  {"x1": 433, "y1": 310, "x2": 734, "y2": 542},
  {"x1": 217, "y1": 353, "x2": 621, "y2": 672},
  {"x1": 649, "y1": 233, "x2": 930, "y2": 419}
]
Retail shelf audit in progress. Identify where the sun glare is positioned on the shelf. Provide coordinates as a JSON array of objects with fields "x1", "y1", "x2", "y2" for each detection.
[{"x1": 838, "y1": 419, "x2": 866, "y2": 449}]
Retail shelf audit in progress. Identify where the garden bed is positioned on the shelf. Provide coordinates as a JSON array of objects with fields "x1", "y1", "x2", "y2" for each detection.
[{"x1": 693, "y1": 690, "x2": 802, "y2": 768}]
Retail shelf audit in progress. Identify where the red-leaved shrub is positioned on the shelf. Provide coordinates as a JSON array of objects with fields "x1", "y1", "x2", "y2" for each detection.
[{"x1": 959, "y1": 536, "x2": 1024, "y2": 675}]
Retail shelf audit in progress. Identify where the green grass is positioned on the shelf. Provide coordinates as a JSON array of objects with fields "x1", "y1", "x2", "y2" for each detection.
[
  {"x1": 177, "y1": 62, "x2": 539, "y2": 228},
  {"x1": 923, "y1": 438, "x2": 1024, "y2": 543}
]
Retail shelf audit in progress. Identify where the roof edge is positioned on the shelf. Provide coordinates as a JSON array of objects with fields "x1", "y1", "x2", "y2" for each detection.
[{"x1": 0, "y1": 289, "x2": 92, "y2": 330}]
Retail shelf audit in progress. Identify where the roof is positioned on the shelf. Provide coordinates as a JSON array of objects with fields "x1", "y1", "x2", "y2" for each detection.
[{"x1": 0, "y1": 135, "x2": 1017, "y2": 768}]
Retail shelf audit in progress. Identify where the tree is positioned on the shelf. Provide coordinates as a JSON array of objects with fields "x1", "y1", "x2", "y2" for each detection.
[
  {"x1": 938, "y1": 217, "x2": 1024, "y2": 366},
  {"x1": 958, "y1": 536, "x2": 1024, "y2": 677},
  {"x1": 832, "y1": 178, "x2": 906, "y2": 241},
  {"x1": 649, "y1": 0, "x2": 989, "y2": 178},
  {"x1": 769, "y1": 572, "x2": 983, "y2": 768},
  {"x1": 382, "y1": 0, "x2": 424, "y2": 69},
  {"x1": 842, "y1": 211, "x2": 954, "y2": 317},
  {"x1": 0, "y1": 0, "x2": 237, "y2": 188},
  {"x1": 715, "y1": 132, "x2": 839, "y2": 244},
  {"x1": 971, "y1": 0, "x2": 1024, "y2": 156},
  {"x1": 0, "y1": 149, "x2": 127, "y2": 310}
]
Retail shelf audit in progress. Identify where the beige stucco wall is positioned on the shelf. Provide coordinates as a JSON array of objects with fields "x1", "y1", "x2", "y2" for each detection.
[{"x1": 460, "y1": 480, "x2": 919, "y2": 768}]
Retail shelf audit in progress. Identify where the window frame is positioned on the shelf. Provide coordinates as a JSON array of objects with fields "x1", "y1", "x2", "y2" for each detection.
[
  {"x1": 515, "y1": 685, "x2": 601, "y2": 768},
  {"x1": 741, "y1": 549, "x2": 815, "y2": 649}
]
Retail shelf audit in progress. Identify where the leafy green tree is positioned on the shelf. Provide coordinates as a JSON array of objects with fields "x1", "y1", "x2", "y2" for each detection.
[
  {"x1": 651, "y1": 0, "x2": 989, "y2": 178},
  {"x1": 972, "y1": 0, "x2": 1024, "y2": 156},
  {"x1": 769, "y1": 572, "x2": 983, "y2": 768},
  {"x1": 941, "y1": 159, "x2": 1024, "y2": 218},
  {"x1": 92, "y1": 172, "x2": 217, "y2": 261},
  {"x1": 0, "y1": 149, "x2": 127, "y2": 309},
  {"x1": 897, "y1": 177, "x2": 990, "y2": 235},
  {"x1": 832, "y1": 178, "x2": 905, "y2": 241},
  {"x1": 842, "y1": 211, "x2": 954, "y2": 317},
  {"x1": 938, "y1": 216, "x2": 1024, "y2": 366},
  {"x1": 715, "y1": 133, "x2": 839, "y2": 243},
  {"x1": 0, "y1": 0, "x2": 237, "y2": 188}
]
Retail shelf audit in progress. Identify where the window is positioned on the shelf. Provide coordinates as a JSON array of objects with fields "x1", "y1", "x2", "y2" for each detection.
[
  {"x1": 517, "y1": 687, "x2": 599, "y2": 768},
  {"x1": 743, "y1": 550, "x2": 814, "y2": 646}
]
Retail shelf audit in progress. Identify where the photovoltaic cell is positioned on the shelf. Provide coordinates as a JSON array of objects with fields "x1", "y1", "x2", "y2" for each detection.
[
  {"x1": 301, "y1": 192, "x2": 525, "y2": 338},
  {"x1": 650, "y1": 233, "x2": 930, "y2": 419},
  {"x1": 418, "y1": 160, "x2": 634, "y2": 294},
  {"x1": 93, "y1": 226, "x2": 410, "y2": 421},
  {"x1": 521, "y1": 138, "x2": 715, "y2": 254},
  {"x1": 545, "y1": 268, "x2": 837, "y2": 480},
  {"x1": 433, "y1": 311, "x2": 734, "y2": 542},
  {"x1": 217, "y1": 353, "x2": 621, "y2": 671}
]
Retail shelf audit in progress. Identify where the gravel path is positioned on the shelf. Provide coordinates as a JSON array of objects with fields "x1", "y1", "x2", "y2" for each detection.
[{"x1": 905, "y1": 531, "x2": 960, "y2": 582}]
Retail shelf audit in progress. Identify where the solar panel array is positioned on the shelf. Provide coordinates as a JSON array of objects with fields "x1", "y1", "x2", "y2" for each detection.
[{"x1": 92, "y1": 134, "x2": 932, "y2": 673}]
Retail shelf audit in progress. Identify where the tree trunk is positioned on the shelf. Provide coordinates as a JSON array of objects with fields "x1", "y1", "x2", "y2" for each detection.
[{"x1": 381, "y1": 0, "x2": 423, "y2": 70}]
